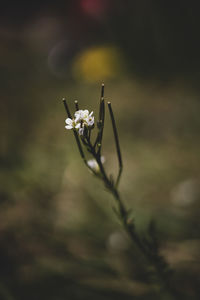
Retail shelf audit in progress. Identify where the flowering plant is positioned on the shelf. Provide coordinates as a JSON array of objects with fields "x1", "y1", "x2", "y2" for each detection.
[
  {"x1": 63, "y1": 85, "x2": 178, "y2": 299},
  {"x1": 63, "y1": 84, "x2": 122, "y2": 182}
]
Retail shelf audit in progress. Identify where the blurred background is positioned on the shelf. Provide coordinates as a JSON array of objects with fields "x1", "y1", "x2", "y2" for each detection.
[{"x1": 1, "y1": 0, "x2": 200, "y2": 299}]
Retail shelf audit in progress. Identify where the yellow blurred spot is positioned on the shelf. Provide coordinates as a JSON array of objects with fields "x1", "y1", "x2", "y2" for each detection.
[{"x1": 72, "y1": 46, "x2": 123, "y2": 82}]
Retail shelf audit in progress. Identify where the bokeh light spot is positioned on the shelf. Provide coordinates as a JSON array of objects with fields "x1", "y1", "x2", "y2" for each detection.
[
  {"x1": 80, "y1": 0, "x2": 108, "y2": 18},
  {"x1": 72, "y1": 46, "x2": 123, "y2": 82}
]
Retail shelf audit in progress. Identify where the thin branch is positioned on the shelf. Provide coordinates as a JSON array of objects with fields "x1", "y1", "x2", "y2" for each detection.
[
  {"x1": 74, "y1": 100, "x2": 79, "y2": 111},
  {"x1": 101, "y1": 83, "x2": 104, "y2": 98},
  {"x1": 99, "y1": 83, "x2": 105, "y2": 121},
  {"x1": 63, "y1": 98, "x2": 72, "y2": 118},
  {"x1": 97, "y1": 98, "x2": 105, "y2": 154},
  {"x1": 73, "y1": 130, "x2": 87, "y2": 165},
  {"x1": 88, "y1": 128, "x2": 91, "y2": 141},
  {"x1": 107, "y1": 102, "x2": 123, "y2": 186},
  {"x1": 94, "y1": 85, "x2": 105, "y2": 151}
]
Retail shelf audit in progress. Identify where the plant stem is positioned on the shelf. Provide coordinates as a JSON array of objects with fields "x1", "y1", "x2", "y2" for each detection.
[
  {"x1": 107, "y1": 102, "x2": 123, "y2": 187},
  {"x1": 87, "y1": 139, "x2": 178, "y2": 299},
  {"x1": 109, "y1": 188, "x2": 178, "y2": 300},
  {"x1": 90, "y1": 146, "x2": 177, "y2": 299}
]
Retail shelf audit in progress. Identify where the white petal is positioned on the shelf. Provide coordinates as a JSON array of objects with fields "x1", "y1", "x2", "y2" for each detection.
[
  {"x1": 82, "y1": 110, "x2": 89, "y2": 120},
  {"x1": 65, "y1": 118, "x2": 73, "y2": 125},
  {"x1": 65, "y1": 125, "x2": 73, "y2": 129},
  {"x1": 100, "y1": 156, "x2": 105, "y2": 163},
  {"x1": 74, "y1": 111, "x2": 81, "y2": 117},
  {"x1": 75, "y1": 110, "x2": 83, "y2": 121},
  {"x1": 79, "y1": 128, "x2": 84, "y2": 135},
  {"x1": 83, "y1": 110, "x2": 89, "y2": 115},
  {"x1": 87, "y1": 159, "x2": 99, "y2": 172},
  {"x1": 75, "y1": 123, "x2": 81, "y2": 129},
  {"x1": 88, "y1": 116, "x2": 94, "y2": 126},
  {"x1": 75, "y1": 116, "x2": 79, "y2": 122}
]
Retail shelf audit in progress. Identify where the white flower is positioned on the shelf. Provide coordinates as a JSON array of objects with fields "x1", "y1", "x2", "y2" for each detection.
[
  {"x1": 87, "y1": 156, "x2": 105, "y2": 173},
  {"x1": 75, "y1": 110, "x2": 94, "y2": 127},
  {"x1": 65, "y1": 109, "x2": 94, "y2": 134},
  {"x1": 75, "y1": 110, "x2": 89, "y2": 122},
  {"x1": 65, "y1": 118, "x2": 74, "y2": 129}
]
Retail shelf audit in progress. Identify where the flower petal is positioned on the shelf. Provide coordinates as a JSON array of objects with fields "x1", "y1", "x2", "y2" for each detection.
[
  {"x1": 83, "y1": 110, "x2": 89, "y2": 115},
  {"x1": 75, "y1": 123, "x2": 81, "y2": 129},
  {"x1": 100, "y1": 156, "x2": 105, "y2": 163},
  {"x1": 79, "y1": 128, "x2": 84, "y2": 135},
  {"x1": 65, "y1": 125, "x2": 73, "y2": 129},
  {"x1": 65, "y1": 118, "x2": 73, "y2": 125},
  {"x1": 87, "y1": 159, "x2": 99, "y2": 172}
]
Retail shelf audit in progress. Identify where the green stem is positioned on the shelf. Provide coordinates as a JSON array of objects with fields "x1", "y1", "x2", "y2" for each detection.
[
  {"x1": 110, "y1": 189, "x2": 178, "y2": 300},
  {"x1": 91, "y1": 146, "x2": 178, "y2": 299},
  {"x1": 107, "y1": 102, "x2": 123, "y2": 187}
]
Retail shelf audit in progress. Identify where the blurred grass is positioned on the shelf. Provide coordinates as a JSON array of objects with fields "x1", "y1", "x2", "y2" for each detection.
[{"x1": 1, "y1": 20, "x2": 200, "y2": 300}]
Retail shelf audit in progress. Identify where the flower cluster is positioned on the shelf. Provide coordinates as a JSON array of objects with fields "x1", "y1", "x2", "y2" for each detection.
[{"x1": 65, "y1": 109, "x2": 94, "y2": 135}]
